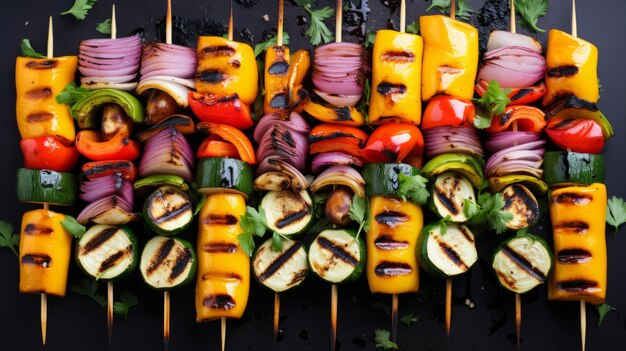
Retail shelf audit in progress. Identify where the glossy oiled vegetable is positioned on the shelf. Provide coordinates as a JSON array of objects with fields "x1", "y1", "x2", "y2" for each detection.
[
  {"x1": 264, "y1": 45, "x2": 290, "y2": 113},
  {"x1": 308, "y1": 229, "x2": 365, "y2": 284},
  {"x1": 369, "y1": 30, "x2": 423, "y2": 125},
  {"x1": 548, "y1": 183, "x2": 607, "y2": 305},
  {"x1": 418, "y1": 223, "x2": 477, "y2": 279},
  {"x1": 253, "y1": 238, "x2": 308, "y2": 292},
  {"x1": 15, "y1": 56, "x2": 77, "y2": 144},
  {"x1": 366, "y1": 196, "x2": 423, "y2": 294},
  {"x1": 420, "y1": 15, "x2": 478, "y2": 101},
  {"x1": 492, "y1": 234, "x2": 552, "y2": 294},
  {"x1": 19, "y1": 209, "x2": 72, "y2": 296},
  {"x1": 140, "y1": 236, "x2": 196, "y2": 290},
  {"x1": 196, "y1": 193, "x2": 250, "y2": 321},
  {"x1": 76, "y1": 225, "x2": 138, "y2": 280}
]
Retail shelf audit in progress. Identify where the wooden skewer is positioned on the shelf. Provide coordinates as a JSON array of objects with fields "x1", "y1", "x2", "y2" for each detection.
[
  {"x1": 111, "y1": 5, "x2": 117, "y2": 39},
  {"x1": 330, "y1": 285, "x2": 338, "y2": 351},
  {"x1": 335, "y1": 0, "x2": 342, "y2": 43},
  {"x1": 510, "y1": 0, "x2": 516, "y2": 34},
  {"x1": 273, "y1": 293, "x2": 280, "y2": 349},
  {"x1": 571, "y1": 0, "x2": 577, "y2": 37},
  {"x1": 515, "y1": 293, "x2": 522, "y2": 350},
  {"x1": 450, "y1": 0, "x2": 456, "y2": 20},
  {"x1": 399, "y1": 0, "x2": 406, "y2": 33},
  {"x1": 164, "y1": 291, "x2": 171, "y2": 351},
  {"x1": 221, "y1": 317, "x2": 227, "y2": 351},
  {"x1": 445, "y1": 279, "x2": 452, "y2": 338},
  {"x1": 391, "y1": 294, "x2": 399, "y2": 343},
  {"x1": 227, "y1": 0, "x2": 234, "y2": 41},
  {"x1": 166, "y1": 0, "x2": 172, "y2": 45},
  {"x1": 107, "y1": 282, "x2": 114, "y2": 347},
  {"x1": 277, "y1": 0, "x2": 284, "y2": 46}
]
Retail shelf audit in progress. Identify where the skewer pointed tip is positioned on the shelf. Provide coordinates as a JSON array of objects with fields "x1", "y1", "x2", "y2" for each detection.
[
  {"x1": 221, "y1": 317, "x2": 227, "y2": 351},
  {"x1": 515, "y1": 293, "x2": 522, "y2": 351},
  {"x1": 41, "y1": 293, "x2": 47, "y2": 346},
  {"x1": 580, "y1": 300, "x2": 586, "y2": 351},
  {"x1": 111, "y1": 4, "x2": 117, "y2": 40},
  {"x1": 273, "y1": 293, "x2": 280, "y2": 350},
  {"x1": 391, "y1": 294, "x2": 399, "y2": 343},
  {"x1": 164, "y1": 291, "x2": 171, "y2": 350},
  {"x1": 107, "y1": 282, "x2": 114, "y2": 348},
  {"x1": 330, "y1": 285, "x2": 338, "y2": 351},
  {"x1": 445, "y1": 279, "x2": 452, "y2": 338}
]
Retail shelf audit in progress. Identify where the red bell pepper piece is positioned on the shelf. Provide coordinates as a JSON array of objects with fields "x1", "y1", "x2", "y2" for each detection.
[
  {"x1": 309, "y1": 123, "x2": 369, "y2": 147},
  {"x1": 76, "y1": 130, "x2": 141, "y2": 161},
  {"x1": 545, "y1": 118, "x2": 604, "y2": 154},
  {"x1": 196, "y1": 122, "x2": 256, "y2": 165},
  {"x1": 486, "y1": 105, "x2": 546, "y2": 133},
  {"x1": 421, "y1": 96, "x2": 475, "y2": 130},
  {"x1": 81, "y1": 160, "x2": 137, "y2": 181},
  {"x1": 361, "y1": 123, "x2": 424, "y2": 168},
  {"x1": 20, "y1": 136, "x2": 80, "y2": 172},
  {"x1": 475, "y1": 80, "x2": 546, "y2": 106},
  {"x1": 188, "y1": 92, "x2": 254, "y2": 130},
  {"x1": 196, "y1": 135, "x2": 240, "y2": 159},
  {"x1": 309, "y1": 140, "x2": 363, "y2": 159}
]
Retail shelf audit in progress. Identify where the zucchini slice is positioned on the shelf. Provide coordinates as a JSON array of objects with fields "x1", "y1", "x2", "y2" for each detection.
[
  {"x1": 362, "y1": 163, "x2": 419, "y2": 198},
  {"x1": 421, "y1": 153, "x2": 484, "y2": 187},
  {"x1": 140, "y1": 236, "x2": 197, "y2": 289},
  {"x1": 196, "y1": 157, "x2": 254, "y2": 199},
  {"x1": 73, "y1": 88, "x2": 145, "y2": 129},
  {"x1": 430, "y1": 172, "x2": 476, "y2": 222},
  {"x1": 308, "y1": 229, "x2": 365, "y2": 284},
  {"x1": 143, "y1": 186, "x2": 193, "y2": 236},
  {"x1": 16, "y1": 168, "x2": 78, "y2": 206},
  {"x1": 492, "y1": 234, "x2": 552, "y2": 294},
  {"x1": 488, "y1": 174, "x2": 548, "y2": 195},
  {"x1": 76, "y1": 225, "x2": 138, "y2": 280},
  {"x1": 252, "y1": 238, "x2": 309, "y2": 292},
  {"x1": 134, "y1": 174, "x2": 188, "y2": 191},
  {"x1": 542, "y1": 151, "x2": 604, "y2": 187},
  {"x1": 501, "y1": 184, "x2": 540, "y2": 230},
  {"x1": 417, "y1": 223, "x2": 477, "y2": 278},
  {"x1": 261, "y1": 190, "x2": 314, "y2": 236}
]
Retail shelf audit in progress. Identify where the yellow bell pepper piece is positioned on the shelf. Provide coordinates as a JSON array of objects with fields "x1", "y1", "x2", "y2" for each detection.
[
  {"x1": 302, "y1": 99, "x2": 365, "y2": 126},
  {"x1": 543, "y1": 29, "x2": 599, "y2": 106},
  {"x1": 369, "y1": 30, "x2": 423, "y2": 125},
  {"x1": 420, "y1": 15, "x2": 478, "y2": 101},
  {"x1": 15, "y1": 56, "x2": 77, "y2": 144},
  {"x1": 19, "y1": 209, "x2": 72, "y2": 296},
  {"x1": 196, "y1": 193, "x2": 250, "y2": 321},
  {"x1": 196, "y1": 37, "x2": 258, "y2": 105},
  {"x1": 264, "y1": 46, "x2": 290, "y2": 114},
  {"x1": 367, "y1": 196, "x2": 423, "y2": 294},
  {"x1": 287, "y1": 50, "x2": 311, "y2": 112},
  {"x1": 548, "y1": 183, "x2": 606, "y2": 305}
]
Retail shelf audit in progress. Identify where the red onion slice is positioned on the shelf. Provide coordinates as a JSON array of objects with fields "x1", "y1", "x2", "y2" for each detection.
[
  {"x1": 484, "y1": 132, "x2": 541, "y2": 154},
  {"x1": 311, "y1": 152, "x2": 365, "y2": 174},
  {"x1": 76, "y1": 195, "x2": 136, "y2": 225},
  {"x1": 310, "y1": 165, "x2": 366, "y2": 198},
  {"x1": 139, "y1": 127, "x2": 195, "y2": 182},
  {"x1": 478, "y1": 46, "x2": 546, "y2": 89},
  {"x1": 485, "y1": 138, "x2": 546, "y2": 178},
  {"x1": 80, "y1": 173, "x2": 134, "y2": 207},
  {"x1": 487, "y1": 31, "x2": 543, "y2": 53},
  {"x1": 79, "y1": 34, "x2": 142, "y2": 84},
  {"x1": 424, "y1": 126, "x2": 484, "y2": 159}
]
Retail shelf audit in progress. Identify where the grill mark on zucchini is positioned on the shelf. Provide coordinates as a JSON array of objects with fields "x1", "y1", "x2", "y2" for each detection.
[
  {"x1": 553, "y1": 192, "x2": 592, "y2": 205},
  {"x1": 257, "y1": 241, "x2": 304, "y2": 282},
  {"x1": 203, "y1": 242, "x2": 238, "y2": 253},
  {"x1": 146, "y1": 238, "x2": 175, "y2": 276},
  {"x1": 557, "y1": 249, "x2": 592, "y2": 264},
  {"x1": 556, "y1": 279, "x2": 600, "y2": 293},
  {"x1": 374, "y1": 235, "x2": 409, "y2": 250},
  {"x1": 501, "y1": 245, "x2": 547, "y2": 283},
  {"x1": 275, "y1": 207, "x2": 311, "y2": 229},
  {"x1": 434, "y1": 186, "x2": 460, "y2": 215},
  {"x1": 21, "y1": 254, "x2": 52, "y2": 268},
  {"x1": 381, "y1": 50, "x2": 415, "y2": 63},
  {"x1": 375, "y1": 210, "x2": 409, "y2": 227},
  {"x1": 458, "y1": 225, "x2": 474, "y2": 243},
  {"x1": 438, "y1": 241, "x2": 468, "y2": 270},
  {"x1": 25, "y1": 59, "x2": 58, "y2": 69},
  {"x1": 98, "y1": 248, "x2": 131, "y2": 273},
  {"x1": 203, "y1": 214, "x2": 238, "y2": 225},
  {"x1": 547, "y1": 65, "x2": 579, "y2": 77},
  {"x1": 152, "y1": 202, "x2": 192, "y2": 224},
  {"x1": 82, "y1": 227, "x2": 118, "y2": 255},
  {"x1": 24, "y1": 223, "x2": 52, "y2": 236},
  {"x1": 374, "y1": 262, "x2": 412, "y2": 277},
  {"x1": 201, "y1": 45, "x2": 235, "y2": 57},
  {"x1": 316, "y1": 237, "x2": 359, "y2": 267},
  {"x1": 203, "y1": 294, "x2": 236, "y2": 310},
  {"x1": 554, "y1": 221, "x2": 589, "y2": 234},
  {"x1": 289, "y1": 269, "x2": 308, "y2": 286},
  {"x1": 168, "y1": 248, "x2": 192, "y2": 282}
]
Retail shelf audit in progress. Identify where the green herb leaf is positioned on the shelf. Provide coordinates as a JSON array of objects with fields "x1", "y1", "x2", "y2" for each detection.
[
  {"x1": 194, "y1": 196, "x2": 207, "y2": 216},
  {"x1": 463, "y1": 199, "x2": 478, "y2": 219},
  {"x1": 473, "y1": 80, "x2": 511, "y2": 129},
  {"x1": 400, "y1": 313, "x2": 419, "y2": 328},
  {"x1": 595, "y1": 303, "x2": 615, "y2": 327},
  {"x1": 96, "y1": 18, "x2": 111, "y2": 35},
  {"x1": 238, "y1": 206, "x2": 268, "y2": 256},
  {"x1": 439, "y1": 215, "x2": 451, "y2": 235},
  {"x1": 515, "y1": 0, "x2": 548, "y2": 33},
  {"x1": 489, "y1": 193, "x2": 513, "y2": 234},
  {"x1": 306, "y1": 217, "x2": 333, "y2": 236},
  {"x1": 426, "y1": 0, "x2": 474, "y2": 20},
  {"x1": 398, "y1": 173, "x2": 430, "y2": 205},
  {"x1": 356, "y1": 78, "x2": 371, "y2": 122},
  {"x1": 271, "y1": 232, "x2": 285, "y2": 252},
  {"x1": 606, "y1": 196, "x2": 626, "y2": 235},
  {"x1": 61, "y1": 0, "x2": 98, "y2": 20},
  {"x1": 114, "y1": 291, "x2": 138, "y2": 320},
  {"x1": 349, "y1": 194, "x2": 369, "y2": 239},
  {"x1": 0, "y1": 221, "x2": 19, "y2": 257},
  {"x1": 56, "y1": 82, "x2": 92, "y2": 106},
  {"x1": 71, "y1": 279, "x2": 106, "y2": 307},
  {"x1": 61, "y1": 215, "x2": 87, "y2": 239},
  {"x1": 313, "y1": 191, "x2": 330, "y2": 218},
  {"x1": 374, "y1": 329, "x2": 398, "y2": 350},
  {"x1": 298, "y1": 1, "x2": 335, "y2": 45},
  {"x1": 406, "y1": 21, "x2": 420, "y2": 35},
  {"x1": 364, "y1": 30, "x2": 376, "y2": 49},
  {"x1": 20, "y1": 39, "x2": 46, "y2": 59},
  {"x1": 253, "y1": 32, "x2": 291, "y2": 58}
]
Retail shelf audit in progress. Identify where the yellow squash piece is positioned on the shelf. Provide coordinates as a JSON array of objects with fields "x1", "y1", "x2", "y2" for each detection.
[
  {"x1": 543, "y1": 29, "x2": 599, "y2": 106},
  {"x1": 15, "y1": 56, "x2": 77, "y2": 144},
  {"x1": 196, "y1": 193, "x2": 250, "y2": 321},
  {"x1": 196, "y1": 36, "x2": 258, "y2": 105},
  {"x1": 19, "y1": 209, "x2": 72, "y2": 296},
  {"x1": 366, "y1": 196, "x2": 423, "y2": 294},
  {"x1": 264, "y1": 46, "x2": 290, "y2": 114},
  {"x1": 302, "y1": 99, "x2": 365, "y2": 126},
  {"x1": 548, "y1": 183, "x2": 607, "y2": 305},
  {"x1": 369, "y1": 30, "x2": 423, "y2": 125},
  {"x1": 420, "y1": 15, "x2": 478, "y2": 101}
]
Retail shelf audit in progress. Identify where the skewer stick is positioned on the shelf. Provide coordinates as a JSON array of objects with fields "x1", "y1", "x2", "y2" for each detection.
[
  {"x1": 510, "y1": 0, "x2": 519, "y2": 143},
  {"x1": 277, "y1": 0, "x2": 284, "y2": 46},
  {"x1": 580, "y1": 300, "x2": 586, "y2": 351},
  {"x1": 571, "y1": 0, "x2": 577, "y2": 37},
  {"x1": 273, "y1": 293, "x2": 280, "y2": 349},
  {"x1": 515, "y1": 293, "x2": 522, "y2": 350},
  {"x1": 221, "y1": 317, "x2": 227, "y2": 351},
  {"x1": 227, "y1": 0, "x2": 234, "y2": 41},
  {"x1": 330, "y1": 285, "x2": 338, "y2": 351},
  {"x1": 444, "y1": 280, "x2": 452, "y2": 338},
  {"x1": 166, "y1": 0, "x2": 172, "y2": 45},
  {"x1": 107, "y1": 282, "x2": 114, "y2": 346},
  {"x1": 510, "y1": 0, "x2": 516, "y2": 34},
  {"x1": 111, "y1": 5, "x2": 117, "y2": 40},
  {"x1": 164, "y1": 291, "x2": 170, "y2": 350},
  {"x1": 391, "y1": 294, "x2": 399, "y2": 343},
  {"x1": 450, "y1": 0, "x2": 456, "y2": 20},
  {"x1": 335, "y1": 0, "x2": 342, "y2": 43},
  {"x1": 399, "y1": 0, "x2": 406, "y2": 33}
]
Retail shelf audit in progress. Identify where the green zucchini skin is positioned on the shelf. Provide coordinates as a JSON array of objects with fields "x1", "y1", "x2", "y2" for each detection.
[
  {"x1": 428, "y1": 172, "x2": 476, "y2": 222},
  {"x1": 542, "y1": 151, "x2": 604, "y2": 187},
  {"x1": 362, "y1": 163, "x2": 419, "y2": 197},
  {"x1": 195, "y1": 157, "x2": 254, "y2": 198},
  {"x1": 76, "y1": 225, "x2": 138, "y2": 281},
  {"x1": 133, "y1": 174, "x2": 188, "y2": 191},
  {"x1": 16, "y1": 168, "x2": 78, "y2": 206},
  {"x1": 308, "y1": 229, "x2": 366, "y2": 284},
  {"x1": 491, "y1": 234, "x2": 553, "y2": 294},
  {"x1": 252, "y1": 238, "x2": 309, "y2": 292},
  {"x1": 139, "y1": 236, "x2": 197, "y2": 290},
  {"x1": 142, "y1": 186, "x2": 193, "y2": 236},
  {"x1": 260, "y1": 190, "x2": 315, "y2": 237},
  {"x1": 73, "y1": 88, "x2": 145, "y2": 129},
  {"x1": 417, "y1": 223, "x2": 478, "y2": 279}
]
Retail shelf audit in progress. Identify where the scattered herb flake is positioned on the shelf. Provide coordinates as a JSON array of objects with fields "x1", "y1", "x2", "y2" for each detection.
[
  {"x1": 61, "y1": 215, "x2": 86, "y2": 239},
  {"x1": 374, "y1": 329, "x2": 398, "y2": 350},
  {"x1": 253, "y1": 32, "x2": 291, "y2": 58},
  {"x1": 515, "y1": 0, "x2": 548, "y2": 33},
  {"x1": 606, "y1": 196, "x2": 626, "y2": 235},
  {"x1": 400, "y1": 313, "x2": 419, "y2": 328},
  {"x1": 349, "y1": 194, "x2": 369, "y2": 239},
  {"x1": 426, "y1": 0, "x2": 474, "y2": 20},
  {"x1": 71, "y1": 279, "x2": 106, "y2": 307},
  {"x1": 0, "y1": 221, "x2": 19, "y2": 257},
  {"x1": 96, "y1": 18, "x2": 111, "y2": 35},
  {"x1": 114, "y1": 292, "x2": 138, "y2": 320},
  {"x1": 595, "y1": 303, "x2": 616, "y2": 327},
  {"x1": 61, "y1": 0, "x2": 98, "y2": 20},
  {"x1": 406, "y1": 21, "x2": 420, "y2": 35},
  {"x1": 20, "y1": 39, "x2": 46, "y2": 59},
  {"x1": 271, "y1": 232, "x2": 285, "y2": 252}
]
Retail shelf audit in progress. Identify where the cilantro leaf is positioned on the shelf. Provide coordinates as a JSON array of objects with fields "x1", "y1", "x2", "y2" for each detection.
[
  {"x1": 426, "y1": 0, "x2": 474, "y2": 20},
  {"x1": 114, "y1": 291, "x2": 138, "y2": 321},
  {"x1": 473, "y1": 80, "x2": 511, "y2": 129},
  {"x1": 238, "y1": 206, "x2": 268, "y2": 256},
  {"x1": 489, "y1": 193, "x2": 513, "y2": 234},
  {"x1": 61, "y1": 0, "x2": 98, "y2": 20},
  {"x1": 61, "y1": 215, "x2": 86, "y2": 239},
  {"x1": 515, "y1": 0, "x2": 548, "y2": 33},
  {"x1": 96, "y1": 18, "x2": 111, "y2": 35},
  {"x1": 398, "y1": 173, "x2": 430, "y2": 205},
  {"x1": 72, "y1": 279, "x2": 106, "y2": 307},
  {"x1": 0, "y1": 221, "x2": 19, "y2": 257},
  {"x1": 463, "y1": 199, "x2": 478, "y2": 219},
  {"x1": 364, "y1": 30, "x2": 376, "y2": 49},
  {"x1": 606, "y1": 196, "x2": 626, "y2": 235},
  {"x1": 313, "y1": 191, "x2": 330, "y2": 218},
  {"x1": 298, "y1": 2, "x2": 335, "y2": 45},
  {"x1": 194, "y1": 195, "x2": 207, "y2": 216},
  {"x1": 374, "y1": 329, "x2": 398, "y2": 350},
  {"x1": 20, "y1": 39, "x2": 46, "y2": 59},
  {"x1": 271, "y1": 232, "x2": 285, "y2": 252},
  {"x1": 439, "y1": 215, "x2": 451, "y2": 235},
  {"x1": 400, "y1": 313, "x2": 419, "y2": 328},
  {"x1": 356, "y1": 78, "x2": 371, "y2": 122},
  {"x1": 406, "y1": 21, "x2": 420, "y2": 35},
  {"x1": 349, "y1": 194, "x2": 369, "y2": 239},
  {"x1": 253, "y1": 32, "x2": 291, "y2": 58},
  {"x1": 56, "y1": 82, "x2": 92, "y2": 106},
  {"x1": 595, "y1": 303, "x2": 617, "y2": 327}
]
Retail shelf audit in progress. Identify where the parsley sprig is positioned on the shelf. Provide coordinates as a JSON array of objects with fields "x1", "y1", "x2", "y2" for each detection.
[
  {"x1": 61, "y1": 215, "x2": 87, "y2": 239},
  {"x1": 349, "y1": 194, "x2": 369, "y2": 240},
  {"x1": 426, "y1": 0, "x2": 474, "y2": 20},
  {"x1": 374, "y1": 329, "x2": 398, "y2": 350},
  {"x1": 253, "y1": 32, "x2": 291, "y2": 58},
  {"x1": 606, "y1": 196, "x2": 626, "y2": 235},
  {"x1": 61, "y1": 0, "x2": 98, "y2": 20},
  {"x1": 515, "y1": 0, "x2": 548, "y2": 33},
  {"x1": 238, "y1": 206, "x2": 268, "y2": 256},
  {"x1": 20, "y1": 39, "x2": 46, "y2": 59},
  {"x1": 473, "y1": 80, "x2": 511, "y2": 129},
  {"x1": 295, "y1": 0, "x2": 335, "y2": 45},
  {"x1": 466, "y1": 182, "x2": 513, "y2": 234},
  {"x1": 72, "y1": 279, "x2": 138, "y2": 319},
  {"x1": 56, "y1": 82, "x2": 92, "y2": 107},
  {"x1": 0, "y1": 221, "x2": 19, "y2": 257},
  {"x1": 96, "y1": 18, "x2": 112, "y2": 35},
  {"x1": 398, "y1": 173, "x2": 430, "y2": 205}
]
